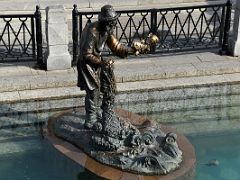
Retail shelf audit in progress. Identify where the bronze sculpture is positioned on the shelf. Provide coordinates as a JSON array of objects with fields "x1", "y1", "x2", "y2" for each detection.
[
  {"x1": 77, "y1": 5, "x2": 152, "y2": 129},
  {"x1": 54, "y1": 4, "x2": 182, "y2": 175},
  {"x1": 77, "y1": 5, "x2": 126, "y2": 129}
]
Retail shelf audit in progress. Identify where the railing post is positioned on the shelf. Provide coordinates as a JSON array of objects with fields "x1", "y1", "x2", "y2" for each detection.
[
  {"x1": 230, "y1": 0, "x2": 240, "y2": 56},
  {"x1": 151, "y1": 9, "x2": 157, "y2": 53},
  {"x1": 221, "y1": 0, "x2": 232, "y2": 55},
  {"x1": 79, "y1": 14, "x2": 83, "y2": 45},
  {"x1": 72, "y1": 4, "x2": 79, "y2": 66},
  {"x1": 35, "y1": 5, "x2": 44, "y2": 68},
  {"x1": 31, "y1": 17, "x2": 36, "y2": 59}
]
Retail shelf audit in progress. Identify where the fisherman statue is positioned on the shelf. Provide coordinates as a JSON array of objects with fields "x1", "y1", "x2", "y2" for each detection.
[
  {"x1": 77, "y1": 5, "x2": 156, "y2": 129},
  {"x1": 54, "y1": 4, "x2": 183, "y2": 175}
]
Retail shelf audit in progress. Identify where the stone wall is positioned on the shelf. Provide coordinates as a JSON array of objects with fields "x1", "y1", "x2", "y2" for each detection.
[{"x1": 2, "y1": 82, "x2": 240, "y2": 135}]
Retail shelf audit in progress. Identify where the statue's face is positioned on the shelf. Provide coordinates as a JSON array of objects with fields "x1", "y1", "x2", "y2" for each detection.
[
  {"x1": 108, "y1": 20, "x2": 117, "y2": 29},
  {"x1": 100, "y1": 20, "x2": 117, "y2": 35}
]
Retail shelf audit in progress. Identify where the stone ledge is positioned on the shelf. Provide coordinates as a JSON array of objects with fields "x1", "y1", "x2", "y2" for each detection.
[
  {"x1": 0, "y1": 86, "x2": 82, "y2": 104},
  {"x1": 1, "y1": 58, "x2": 240, "y2": 93},
  {"x1": 1, "y1": 73, "x2": 240, "y2": 104}
]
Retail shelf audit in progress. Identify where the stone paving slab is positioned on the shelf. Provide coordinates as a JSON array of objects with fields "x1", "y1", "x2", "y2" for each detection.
[
  {"x1": 192, "y1": 60, "x2": 240, "y2": 76},
  {"x1": 1, "y1": 72, "x2": 240, "y2": 104},
  {"x1": 195, "y1": 52, "x2": 229, "y2": 62},
  {"x1": 0, "y1": 51, "x2": 240, "y2": 101},
  {"x1": 18, "y1": 87, "x2": 82, "y2": 102}
]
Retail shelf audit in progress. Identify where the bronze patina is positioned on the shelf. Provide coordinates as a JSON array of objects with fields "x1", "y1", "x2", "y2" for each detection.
[{"x1": 54, "y1": 4, "x2": 182, "y2": 175}]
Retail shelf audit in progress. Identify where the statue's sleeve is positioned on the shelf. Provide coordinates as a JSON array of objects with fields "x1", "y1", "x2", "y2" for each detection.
[
  {"x1": 81, "y1": 28, "x2": 101, "y2": 67},
  {"x1": 106, "y1": 35, "x2": 129, "y2": 58}
]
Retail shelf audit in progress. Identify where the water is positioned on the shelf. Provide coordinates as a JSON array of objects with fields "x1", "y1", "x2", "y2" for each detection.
[
  {"x1": 1, "y1": 128, "x2": 240, "y2": 180},
  {"x1": 0, "y1": 134, "x2": 83, "y2": 180},
  {"x1": 1, "y1": 106, "x2": 240, "y2": 180},
  {"x1": 188, "y1": 132, "x2": 240, "y2": 180}
]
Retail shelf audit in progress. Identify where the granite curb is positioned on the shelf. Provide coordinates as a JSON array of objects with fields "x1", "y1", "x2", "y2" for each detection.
[
  {"x1": 1, "y1": 72, "x2": 240, "y2": 104},
  {"x1": 0, "y1": 51, "x2": 240, "y2": 103}
]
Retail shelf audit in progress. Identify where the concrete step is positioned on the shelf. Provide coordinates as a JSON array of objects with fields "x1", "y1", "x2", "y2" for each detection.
[
  {"x1": 0, "y1": 111, "x2": 48, "y2": 129},
  {"x1": 0, "y1": 51, "x2": 240, "y2": 93},
  {"x1": 1, "y1": 51, "x2": 240, "y2": 135},
  {"x1": 146, "y1": 105, "x2": 240, "y2": 135},
  {"x1": 146, "y1": 105, "x2": 240, "y2": 124},
  {"x1": 0, "y1": 74, "x2": 240, "y2": 131},
  {"x1": 1, "y1": 95, "x2": 239, "y2": 135},
  {"x1": 1, "y1": 72, "x2": 240, "y2": 110}
]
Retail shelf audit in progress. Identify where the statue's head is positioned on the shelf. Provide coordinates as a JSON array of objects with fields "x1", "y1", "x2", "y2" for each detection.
[
  {"x1": 98, "y1": 5, "x2": 119, "y2": 34},
  {"x1": 98, "y1": 5, "x2": 119, "y2": 22}
]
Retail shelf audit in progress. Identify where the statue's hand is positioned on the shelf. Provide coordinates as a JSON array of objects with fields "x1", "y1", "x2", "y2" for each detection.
[
  {"x1": 101, "y1": 59, "x2": 114, "y2": 69},
  {"x1": 131, "y1": 34, "x2": 159, "y2": 55},
  {"x1": 106, "y1": 59, "x2": 114, "y2": 65},
  {"x1": 131, "y1": 42, "x2": 150, "y2": 55}
]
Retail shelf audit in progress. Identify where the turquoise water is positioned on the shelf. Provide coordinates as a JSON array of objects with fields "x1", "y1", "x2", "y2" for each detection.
[
  {"x1": 188, "y1": 132, "x2": 240, "y2": 180},
  {"x1": 0, "y1": 134, "x2": 83, "y2": 180},
  {"x1": 1, "y1": 129, "x2": 240, "y2": 180},
  {"x1": 1, "y1": 107, "x2": 240, "y2": 180}
]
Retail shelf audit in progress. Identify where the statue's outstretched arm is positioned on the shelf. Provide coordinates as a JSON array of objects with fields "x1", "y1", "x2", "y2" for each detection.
[
  {"x1": 106, "y1": 35, "x2": 130, "y2": 58},
  {"x1": 106, "y1": 34, "x2": 159, "y2": 57}
]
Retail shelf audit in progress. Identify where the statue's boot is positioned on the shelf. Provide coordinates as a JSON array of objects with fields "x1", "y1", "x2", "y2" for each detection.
[
  {"x1": 84, "y1": 89, "x2": 100, "y2": 129},
  {"x1": 96, "y1": 93, "x2": 103, "y2": 121}
]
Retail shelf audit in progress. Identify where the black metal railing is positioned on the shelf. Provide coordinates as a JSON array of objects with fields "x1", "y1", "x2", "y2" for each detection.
[
  {"x1": 72, "y1": 1, "x2": 232, "y2": 63},
  {"x1": 0, "y1": 6, "x2": 43, "y2": 65}
]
